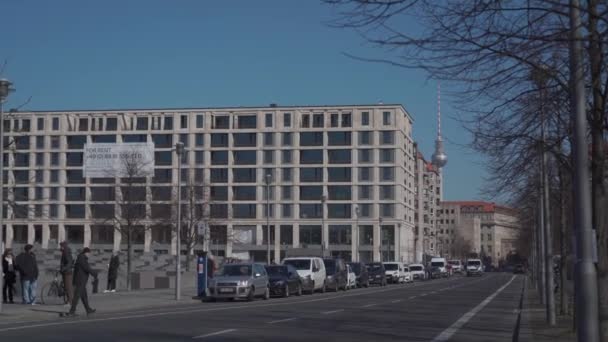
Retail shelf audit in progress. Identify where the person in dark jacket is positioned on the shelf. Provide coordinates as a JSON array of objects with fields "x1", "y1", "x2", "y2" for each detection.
[
  {"x1": 104, "y1": 251, "x2": 119, "y2": 293},
  {"x1": 15, "y1": 244, "x2": 39, "y2": 305},
  {"x1": 2, "y1": 249, "x2": 16, "y2": 304},
  {"x1": 59, "y1": 241, "x2": 74, "y2": 304},
  {"x1": 66, "y1": 247, "x2": 97, "y2": 316}
]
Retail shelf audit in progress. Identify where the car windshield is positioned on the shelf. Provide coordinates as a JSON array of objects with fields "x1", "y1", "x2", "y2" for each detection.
[
  {"x1": 410, "y1": 266, "x2": 423, "y2": 271},
  {"x1": 348, "y1": 263, "x2": 361, "y2": 274},
  {"x1": 265, "y1": 266, "x2": 288, "y2": 276},
  {"x1": 367, "y1": 263, "x2": 383, "y2": 271},
  {"x1": 468, "y1": 261, "x2": 481, "y2": 266},
  {"x1": 448, "y1": 261, "x2": 460, "y2": 265},
  {"x1": 218, "y1": 265, "x2": 251, "y2": 276},
  {"x1": 283, "y1": 259, "x2": 311, "y2": 270},
  {"x1": 431, "y1": 262, "x2": 444, "y2": 267},
  {"x1": 324, "y1": 260, "x2": 336, "y2": 274},
  {"x1": 384, "y1": 264, "x2": 398, "y2": 270}
]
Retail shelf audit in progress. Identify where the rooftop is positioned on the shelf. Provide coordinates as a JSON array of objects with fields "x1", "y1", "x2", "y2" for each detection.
[{"x1": 441, "y1": 201, "x2": 517, "y2": 214}]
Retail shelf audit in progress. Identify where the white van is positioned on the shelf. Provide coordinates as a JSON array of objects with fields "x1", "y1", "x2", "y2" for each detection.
[
  {"x1": 466, "y1": 259, "x2": 484, "y2": 277},
  {"x1": 282, "y1": 257, "x2": 327, "y2": 294},
  {"x1": 430, "y1": 257, "x2": 449, "y2": 278},
  {"x1": 383, "y1": 262, "x2": 405, "y2": 284}
]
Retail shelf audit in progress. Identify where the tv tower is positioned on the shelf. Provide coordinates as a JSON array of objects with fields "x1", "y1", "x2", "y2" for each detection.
[{"x1": 432, "y1": 83, "x2": 448, "y2": 168}]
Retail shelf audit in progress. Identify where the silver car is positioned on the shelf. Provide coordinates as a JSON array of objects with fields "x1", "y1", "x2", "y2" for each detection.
[{"x1": 208, "y1": 263, "x2": 270, "y2": 301}]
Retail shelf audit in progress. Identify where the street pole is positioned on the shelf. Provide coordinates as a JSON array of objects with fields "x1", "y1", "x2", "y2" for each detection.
[
  {"x1": 175, "y1": 142, "x2": 184, "y2": 301},
  {"x1": 321, "y1": 195, "x2": 326, "y2": 258},
  {"x1": 538, "y1": 155, "x2": 547, "y2": 306},
  {"x1": 379, "y1": 217, "x2": 383, "y2": 262},
  {"x1": 0, "y1": 79, "x2": 14, "y2": 314},
  {"x1": 265, "y1": 173, "x2": 271, "y2": 265},
  {"x1": 355, "y1": 205, "x2": 360, "y2": 262},
  {"x1": 569, "y1": 1, "x2": 600, "y2": 340}
]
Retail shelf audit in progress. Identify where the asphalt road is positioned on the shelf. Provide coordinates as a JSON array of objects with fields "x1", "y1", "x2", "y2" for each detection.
[{"x1": 0, "y1": 273, "x2": 524, "y2": 341}]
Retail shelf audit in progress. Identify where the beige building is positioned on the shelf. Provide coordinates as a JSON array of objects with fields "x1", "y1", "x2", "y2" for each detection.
[
  {"x1": 436, "y1": 201, "x2": 520, "y2": 265},
  {"x1": 413, "y1": 148, "x2": 442, "y2": 262}
]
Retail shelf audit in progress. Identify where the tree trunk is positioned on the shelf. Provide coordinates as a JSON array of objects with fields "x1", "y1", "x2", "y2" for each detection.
[
  {"x1": 185, "y1": 245, "x2": 192, "y2": 272},
  {"x1": 127, "y1": 229, "x2": 132, "y2": 292},
  {"x1": 559, "y1": 164, "x2": 569, "y2": 315}
]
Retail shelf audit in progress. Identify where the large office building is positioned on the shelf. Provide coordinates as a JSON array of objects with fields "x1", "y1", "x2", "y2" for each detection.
[
  {"x1": 1, "y1": 104, "x2": 419, "y2": 263},
  {"x1": 413, "y1": 149, "x2": 442, "y2": 262}
]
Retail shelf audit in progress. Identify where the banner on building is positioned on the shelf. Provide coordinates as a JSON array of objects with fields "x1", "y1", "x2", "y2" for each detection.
[{"x1": 83, "y1": 143, "x2": 155, "y2": 178}]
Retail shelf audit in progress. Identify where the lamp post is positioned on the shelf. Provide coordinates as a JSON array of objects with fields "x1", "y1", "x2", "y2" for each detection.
[
  {"x1": 265, "y1": 173, "x2": 272, "y2": 264},
  {"x1": 0, "y1": 79, "x2": 14, "y2": 314},
  {"x1": 321, "y1": 195, "x2": 326, "y2": 257},
  {"x1": 379, "y1": 217, "x2": 384, "y2": 261},
  {"x1": 355, "y1": 205, "x2": 360, "y2": 262},
  {"x1": 175, "y1": 142, "x2": 184, "y2": 301}
]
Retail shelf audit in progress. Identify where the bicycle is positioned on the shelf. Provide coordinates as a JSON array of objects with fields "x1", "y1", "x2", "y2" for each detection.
[{"x1": 41, "y1": 270, "x2": 68, "y2": 305}]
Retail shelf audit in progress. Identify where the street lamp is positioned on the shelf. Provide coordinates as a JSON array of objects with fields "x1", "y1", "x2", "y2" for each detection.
[
  {"x1": 321, "y1": 195, "x2": 327, "y2": 257},
  {"x1": 379, "y1": 217, "x2": 384, "y2": 261},
  {"x1": 0, "y1": 79, "x2": 14, "y2": 314},
  {"x1": 175, "y1": 142, "x2": 185, "y2": 301},
  {"x1": 265, "y1": 173, "x2": 272, "y2": 265},
  {"x1": 354, "y1": 205, "x2": 360, "y2": 262}
]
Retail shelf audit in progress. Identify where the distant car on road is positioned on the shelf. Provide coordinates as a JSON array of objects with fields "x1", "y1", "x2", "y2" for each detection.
[
  {"x1": 428, "y1": 266, "x2": 442, "y2": 279},
  {"x1": 402, "y1": 265, "x2": 413, "y2": 283},
  {"x1": 366, "y1": 262, "x2": 387, "y2": 286},
  {"x1": 283, "y1": 257, "x2": 326, "y2": 294},
  {"x1": 346, "y1": 264, "x2": 357, "y2": 289},
  {"x1": 265, "y1": 264, "x2": 303, "y2": 298},
  {"x1": 466, "y1": 259, "x2": 484, "y2": 277},
  {"x1": 323, "y1": 258, "x2": 348, "y2": 292},
  {"x1": 347, "y1": 262, "x2": 369, "y2": 288},
  {"x1": 431, "y1": 258, "x2": 450, "y2": 278},
  {"x1": 208, "y1": 263, "x2": 270, "y2": 301},
  {"x1": 409, "y1": 264, "x2": 426, "y2": 280},
  {"x1": 448, "y1": 260, "x2": 463, "y2": 274},
  {"x1": 383, "y1": 262, "x2": 405, "y2": 284},
  {"x1": 513, "y1": 264, "x2": 525, "y2": 274}
]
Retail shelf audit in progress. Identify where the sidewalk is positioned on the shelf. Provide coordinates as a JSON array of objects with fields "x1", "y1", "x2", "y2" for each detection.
[
  {"x1": 518, "y1": 278, "x2": 575, "y2": 341},
  {"x1": 0, "y1": 285, "x2": 200, "y2": 324}
]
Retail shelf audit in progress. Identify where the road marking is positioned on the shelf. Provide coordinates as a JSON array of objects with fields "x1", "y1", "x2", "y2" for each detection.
[
  {"x1": 321, "y1": 309, "x2": 344, "y2": 315},
  {"x1": 430, "y1": 291, "x2": 437, "y2": 294},
  {"x1": 391, "y1": 299, "x2": 402, "y2": 303},
  {"x1": 420, "y1": 293, "x2": 428, "y2": 297},
  {"x1": 361, "y1": 303, "x2": 377, "y2": 308},
  {"x1": 193, "y1": 329, "x2": 236, "y2": 339},
  {"x1": 267, "y1": 317, "x2": 297, "y2": 324},
  {"x1": 0, "y1": 275, "x2": 481, "y2": 333},
  {"x1": 409, "y1": 296, "x2": 417, "y2": 299},
  {"x1": 431, "y1": 275, "x2": 517, "y2": 342}
]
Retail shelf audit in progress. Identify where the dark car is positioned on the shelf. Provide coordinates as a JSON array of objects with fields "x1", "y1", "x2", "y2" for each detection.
[
  {"x1": 428, "y1": 266, "x2": 442, "y2": 279},
  {"x1": 366, "y1": 262, "x2": 387, "y2": 286},
  {"x1": 347, "y1": 262, "x2": 369, "y2": 288},
  {"x1": 513, "y1": 264, "x2": 525, "y2": 274},
  {"x1": 265, "y1": 264, "x2": 303, "y2": 297},
  {"x1": 323, "y1": 258, "x2": 348, "y2": 292}
]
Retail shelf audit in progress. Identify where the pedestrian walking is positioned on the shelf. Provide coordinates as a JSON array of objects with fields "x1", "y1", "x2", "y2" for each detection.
[
  {"x1": 2, "y1": 249, "x2": 16, "y2": 304},
  {"x1": 59, "y1": 241, "x2": 74, "y2": 305},
  {"x1": 15, "y1": 244, "x2": 39, "y2": 305},
  {"x1": 65, "y1": 247, "x2": 97, "y2": 316},
  {"x1": 104, "y1": 251, "x2": 119, "y2": 293}
]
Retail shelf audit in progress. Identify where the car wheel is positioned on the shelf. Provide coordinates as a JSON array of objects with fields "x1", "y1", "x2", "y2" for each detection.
[
  {"x1": 247, "y1": 286, "x2": 255, "y2": 302},
  {"x1": 263, "y1": 287, "x2": 270, "y2": 300},
  {"x1": 296, "y1": 283, "x2": 302, "y2": 296},
  {"x1": 284, "y1": 284, "x2": 289, "y2": 298},
  {"x1": 321, "y1": 282, "x2": 327, "y2": 293}
]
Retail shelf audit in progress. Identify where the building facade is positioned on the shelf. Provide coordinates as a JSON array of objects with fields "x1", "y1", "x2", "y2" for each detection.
[
  {"x1": 413, "y1": 148, "x2": 442, "y2": 262},
  {"x1": 0, "y1": 104, "x2": 418, "y2": 263},
  {"x1": 436, "y1": 201, "x2": 520, "y2": 265}
]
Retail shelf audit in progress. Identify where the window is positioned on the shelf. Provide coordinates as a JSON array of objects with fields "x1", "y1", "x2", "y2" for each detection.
[
  {"x1": 328, "y1": 132, "x2": 351, "y2": 146},
  {"x1": 211, "y1": 169, "x2": 228, "y2": 183},
  {"x1": 121, "y1": 186, "x2": 146, "y2": 201},
  {"x1": 66, "y1": 204, "x2": 86, "y2": 219},
  {"x1": 66, "y1": 152, "x2": 84, "y2": 166},
  {"x1": 330, "y1": 113, "x2": 339, "y2": 127},
  {"x1": 66, "y1": 135, "x2": 86, "y2": 149},
  {"x1": 50, "y1": 136, "x2": 60, "y2": 149},
  {"x1": 195, "y1": 133, "x2": 204, "y2": 146},
  {"x1": 136, "y1": 117, "x2": 149, "y2": 130},
  {"x1": 328, "y1": 167, "x2": 351, "y2": 182},
  {"x1": 300, "y1": 167, "x2": 323, "y2": 182},
  {"x1": 264, "y1": 132, "x2": 274, "y2": 146},
  {"x1": 299, "y1": 225, "x2": 321, "y2": 244},
  {"x1": 155, "y1": 151, "x2": 172, "y2": 166},
  {"x1": 153, "y1": 169, "x2": 172, "y2": 183},
  {"x1": 233, "y1": 133, "x2": 257, "y2": 147},
  {"x1": 282, "y1": 168, "x2": 292, "y2": 182},
  {"x1": 163, "y1": 116, "x2": 174, "y2": 130},
  {"x1": 214, "y1": 116, "x2": 229, "y2": 129},
  {"x1": 211, "y1": 151, "x2": 228, "y2": 165},
  {"x1": 300, "y1": 149, "x2": 323, "y2": 164},
  {"x1": 49, "y1": 204, "x2": 58, "y2": 218},
  {"x1": 210, "y1": 186, "x2": 228, "y2": 201},
  {"x1": 328, "y1": 204, "x2": 351, "y2": 218},
  {"x1": 359, "y1": 167, "x2": 372, "y2": 181},
  {"x1": 52, "y1": 117, "x2": 60, "y2": 130},
  {"x1": 361, "y1": 112, "x2": 370, "y2": 126},
  {"x1": 281, "y1": 186, "x2": 292, "y2": 200},
  {"x1": 122, "y1": 134, "x2": 146, "y2": 143},
  {"x1": 79, "y1": 118, "x2": 88, "y2": 131},
  {"x1": 300, "y1": 132, "x2": 323, "y2": 146},
  {"x1": 359, "y1": 185, "x2": 372, "y2": 200},
  {"x1": 300, "y1": 186, "x2": 323, "y2": 201},
  {"x1": 15, "y1": 136, "x2": 30, "y2": 150},
  {"x1": 211, "y1": 133, "x2": 228, "y2": 147},
  {"x1": 329, "y1": 225, "x2": 351, "y2": 245},
  {"x1": 50, "y1": 170, "x2": 59, "y2": 183},
  {"x1": 66, "y1": 187, "x2": 86, "y2": 201},
  {"x1": 14, "y1": 153, "x2": 30, "y2": 167},
  {"x1": 91, "y1": 187, "x2": 115, "y2": 201},
  {"x1": 106, "y1": 117, "x2": 117, "y2": 131},
  {"x1": 281, "y1": 150, "x2": 292, "y2": 164},
  {"x1": 283, "y1": 113, "x2": 291, "y2": 127},
  {"x1": 341, "y1": 113, "x2": 352, "y2": 127},
  {"x1": 381, "y1": 131, "x2": 395, "y2": 145},
  {"x1": 237, "y1": 115, "x2": 257, "y2": 129},
  {"x1": 179, "y1": 133, "x2": 189, "y2": 147},
  {"x1": 358, "y1": 149, "x2": 373, "y2": 163},
  {"x1": 37, "y1": 118, "x2": 45, "y2": 130},
  {"x1": 358, "y1": 204, "x2": 372, "y2": 217},
  {"x1": 380, "y1": 167, "x2": 395, "y2": 181},
  {"x1": 180, "y1": 115, "x2": 188, "y2": 129},
  {"x1": 233, "y1": 151, "x2": 256, "y2": 165},
  {"x1": 380, "y1": 204, "x2": 395, "y2": 218},
  {"x1": 383, "y1": 111, "x2": 392, "y2": 125},
  {"x1": 265, "y1": 113, "x2": 273, "y2": 127},
  {"x1": 328, "y1": 186, "x2": 351, "y2": 200},
  {"x1": 233, "y1": 204, "x2": 256, "y2": 219},
  {"x1": 195, "y1": 151, "x2": 204, "y2": 164},
  {"x1": 14, "y1": 170, "x2": 29, "y2": 184},
  {"x1": 35, "y1": 170, "x2": 44, "y2": 183},
  {"x1": 313, "y1": 113, "x2": 324, "y2": 128},
  {"x1": 233, "y1": 186, "x2": 256, "y2": 201},
  {"x1": 92, "y1": 135, "x2": 116, "y2": 143},
  {"x1": 233, "y1": 168, "x2": 256, "y2": 183},
  {"x1": 282, "y1": 132, "x2": 292, "y2": 146},
  {"x1": 280, "y1": 225, "x2": 293, "y2": 243},
  {"x1": 262, "y1": 205, "x2": 275, "y2": 219},
  {"x1": 152, "y1": 134, "x2": 172, "y2": 148},
  {"x1": 299, "y1": 205, "x2": 322, "y2": 219},
  {"x1": 380, "y1": 185, "x2": 395, "y2": 200},
  {"x1": 380, "y1": 149, "x2": 395, "y2": 163},
  {"x1": 328, "y1": 150, "x2": 351, "y2": 164},
  {"x1": 196, "y1": 114, "x2": 204, "y2": 128},
  {"x1": 14, "y1": 187, "x2": 28, "y2": 201}
]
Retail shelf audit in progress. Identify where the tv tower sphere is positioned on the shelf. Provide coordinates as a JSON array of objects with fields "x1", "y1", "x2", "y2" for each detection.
[{"x1": 432, "y1": 83, "x2": 448, "y2": 168}]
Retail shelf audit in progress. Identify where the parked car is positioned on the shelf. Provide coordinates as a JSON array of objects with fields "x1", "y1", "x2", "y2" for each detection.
[
  {"x1": 466, "y1": 259, "x2": 484, "y2": 277},
  {"x1": 513, "y1": 264, "x2": 525, "y2": 274},
  {"x1": 366, "y1": 262, "x2": 387, "y2": 286},
  {"x1": 207, "y1": 263, "x2": 270, "y2": 301},
  {"x1": 346, "y1": 264, "x2": 357, "y2": 289},
  {"x1": 428, "y1": 266, "x2": 442, "y2": 279},
  {"x1": 323, "y1": 258, "x2": 348, "y2": 292},
  {"x1": 265, "y1": 264, "x2": 303, "y2": 298},
  {"x1": 402, "y1": 265, "x2": 413, "y2": 283},
  {"x1": 383, "y1": 262, "x2": 405, "y2": 284},
  {"x1": 283, "y1": 257, "x2": 327, "y2": 294},
  {"x1": 347, "y1": 262, "x2": 369, "y2": 288},
  {"x1": 409, "y1": 264, "x2": 426, "y2": 280},
  {"x1": 448, "y1": 260, "x2": 463, "y2": 274},
  {"x1": 431, "y1": 258, "x2": 449, "y2": 278}
]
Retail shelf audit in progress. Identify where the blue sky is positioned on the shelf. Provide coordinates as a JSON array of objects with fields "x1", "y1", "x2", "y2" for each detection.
[{"x1": 0, "y1": 0, "x2": 486, "y2": 200}]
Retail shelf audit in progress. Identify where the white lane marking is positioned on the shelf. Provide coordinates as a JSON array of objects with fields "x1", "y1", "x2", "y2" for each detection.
[
  {"x1": 0, "y1": 274, "x2": 481, "y2": 333},
  {"x1": 321, "y1": 309, "x2": 344, "y2": 315},
  {"x1": 267, "y1": 317, "x2": 297, "y2": 324},
  {"x1": 361, "y1": 303, "x2": 377, "y2": 308},
  {"x1": 431, "y1": 275, "x2": 517, "y2": 342},
  {"x1": 193, "y1": 329, "x2": 237, "y2": 339},
  {"x1": 409, "y1": 296, "x2": 417, "y2": 299},
  {"x1": 420, "y1": 293, "x2": 428, "y2": 297},
  {"x1": 430, "y1": 291, "x2": 437, "y2": 294},
  {"x1": 391, "y1": 299, "x2": 402, "y2": 303}
]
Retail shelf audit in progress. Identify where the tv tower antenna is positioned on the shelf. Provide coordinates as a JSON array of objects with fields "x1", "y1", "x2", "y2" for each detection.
[{"x1": 432, "y1": 82, "x2": 448, "y2": 168}]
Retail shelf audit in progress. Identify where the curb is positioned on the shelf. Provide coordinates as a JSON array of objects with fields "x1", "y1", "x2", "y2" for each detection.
[{"x1": 512, "y1": 276, "x2": 527, "y2": 341}]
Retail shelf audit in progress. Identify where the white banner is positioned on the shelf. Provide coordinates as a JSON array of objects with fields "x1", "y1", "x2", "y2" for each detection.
[{"x1": 83, "y1": 143, "x2": 155, "y2": 178}]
